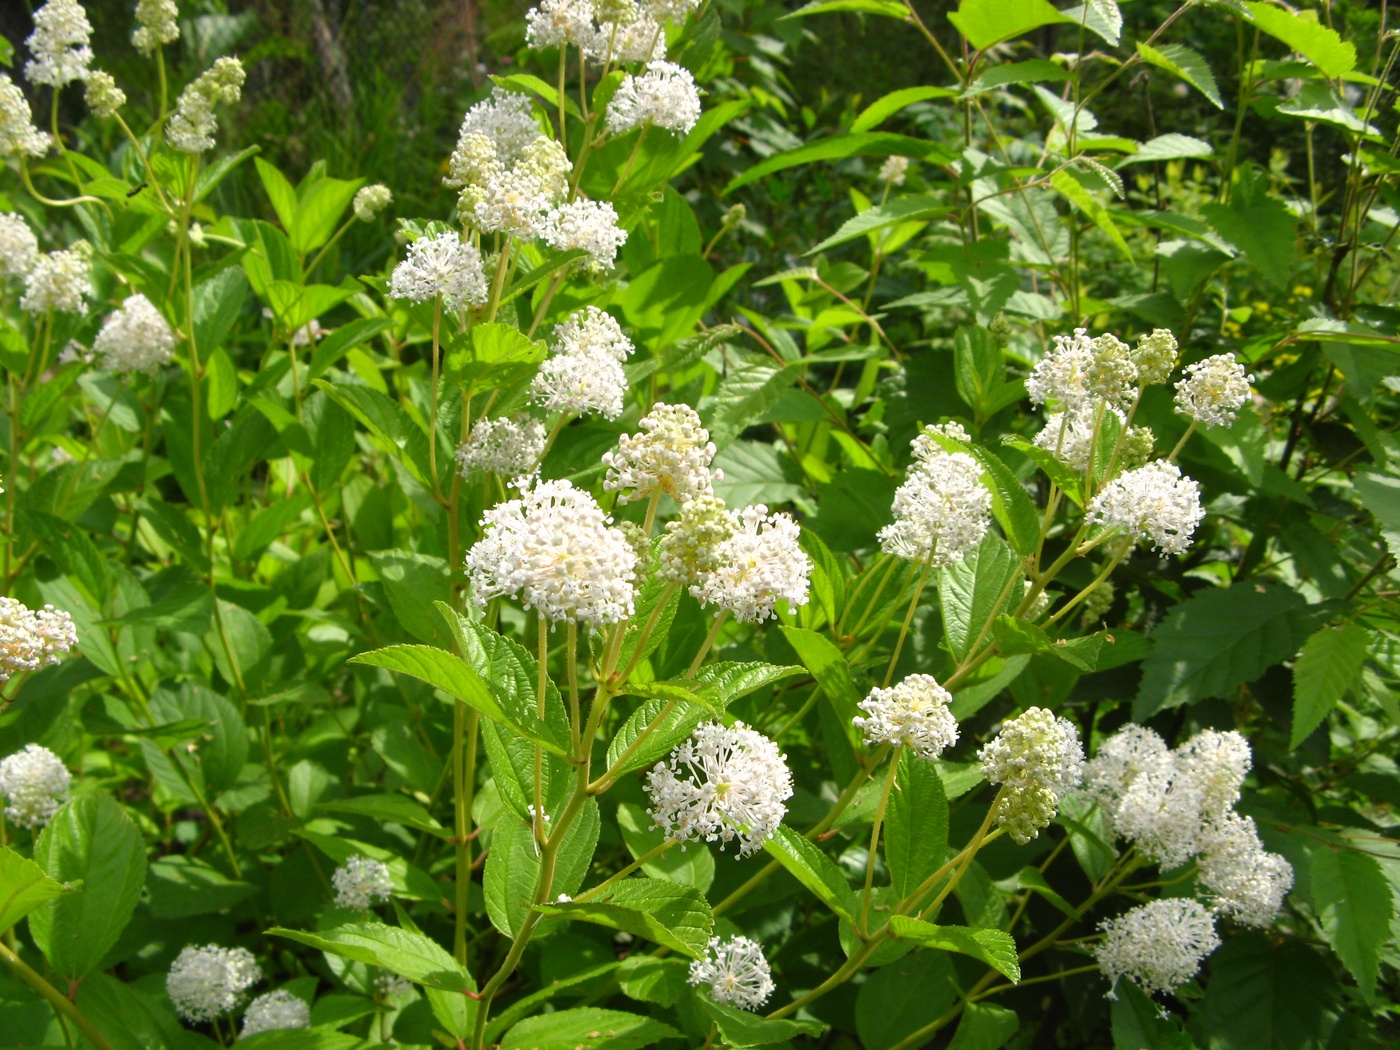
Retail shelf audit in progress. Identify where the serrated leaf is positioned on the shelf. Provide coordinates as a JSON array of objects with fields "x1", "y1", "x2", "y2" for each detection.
[
  {"x1": 886, "y1": 751, "x2": 948, "y2": 898},
  {"x1": 1136, "y1": 42, "x2": 1223, "y2": 109},
  {"x1": 1120, "y1": 133, "x2": 1214, "y2": 166},
  {"x1": 692, "y1": 661, "x2": 804, "y2": 705},
  {"x1": 950, "y1": 1002, "x2": 1021, "y2": 1050},
  {"x1": 948, "y1": 0, "x2": 1073, "y2": 51},
  {"x1": 317, "y1": 794, "x2": 451, "y2": 838},
  {"x1": 0, "y1": 846, "x2": 76, "y2": 935},
  {"x1": 1309, "y1": 844, "x2": 1392, "y2": 1000},
  {"x1": 1291, "y1": 623, "x2": 1371, "y2": 748},
  {"x1": 707, "y1": 364, "x2": 797, "y2": 448},
  {"x1": 534, "y1": 878, "x2": 713, "y2": 958},
  {"x1": 852, "y1": 87, "x2": 958, "y2": 133},
  {"x1": 1353, "y1": 471, "x2": 1400, "y2": 559},
  {"x1": 1201, "y1": 195, "x2": 1297, "y2": 289},
  {"x1": 807, "y1": 196, "x2": 947, "y2": 255},
  {"x1": 499, "y1": 1007, "x2": 681, "y2": 1050},
  {"x1": 1245, "y1": 2, "x2": 1356, "y2": 78},
  {"x1": 1194, "y1": 933, "x2": 1343, "y2": 1050},
  {"x1": 698, "y1": 998, "x2": 825, "y2": 1046},
  {"x1": 763, "y1": 824, "x2": 858, "y2": 923},
  {"x1": 605, "y1": 695, "x2": 705, "y2": 778},
  {"x1": 941, "y1": 533, "x2": 1023, "y2": 662},
  {"x1": 268, "y1": 922, "x2": 476, "y2": 994},
  {"x1": 1050, "y1": 169, "x2": 1133, "y2": 261},
  {"x1": 779, "y1": 625, "x2": 863, "y2": 750},
  {"x1": 887, "y1": 916, "x2": 1020, "y2": 982}
]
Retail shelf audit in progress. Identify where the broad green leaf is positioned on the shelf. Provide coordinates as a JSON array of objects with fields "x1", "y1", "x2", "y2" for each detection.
[
  {"x1": 146, "y1": 855, "x2": 256, "y2": 919},
  {"x1": 1120, "y1": 134, "x2": 1214, "y2": 166},
  {"x1": 1291, "y1": 623, "x2": 1370, "y2": 748},
  {"x1": 499, "y1": 1007, "x2": 681, "y2": 1050},
  {"x1": 857, "y1": 950, "x2": 957, "y2": 1050},
  {"x1": 148, "y1": 680, "x2": 248, "y2": 795},
  {"x1": 486, "y1": 963, "x2": 622, "y2": 1041},
  {"x1": 940, "y1": 532, "x2": 1023, "y2": 662},
  {"x1": 707, "y1": 363, "x2": 797, "y2": 448},
  {"x1": 852, "y1": 87, "x2": 957, "y2": 133},
  {"x1": 485, "y1": 803, "x2": 598, "y2": 936},
  {"x1": 763, "y1": 824, "x2": 858, "y2": 923},
  {"x1": 691, "y1": 661, "x2": 804, "y2": 706},
  {"x1": 886, "y1": 916, "x2": 1020, "y2": 982},
  {"x1": 1112, "y1": 981, "x2": 1196, "y2": 1050},
  {"x1": 297, "y1": 831, "x2": 441, "y2": 901},
  {"x1": 314, "y1": 378, "x2": 432, "y2": 485},
  {"x1": 1050, "y1": 169, "x2": 1133, "y2": 261},
  {"x1": 30, "y1": 796, "x2": 147, "y2": 981},
  {"x1": 1136, "y1": 42, "x2": 1223, "y2": 109},
  {"x1": 1353, "y1": 471, "x2": 1400, "y2": 559},
  {"x1": 725, "y1": 132, "x2": 955, "y2": 192},
  {"x1": 779, "y1": 625, "x2": 863, "y2": 749},
  {"x1": 697, "y1": 998, "x2": 824, "y2": 1046},
  {"x1": 1201, "y1": 195, "x2": 1297, "y2": 289},
  {"x1": 616, "y1": 801, "x2": 714, "y2": 893},
  {"x1": 950, "y1": 1002, "x2": 1021, "y2": 1050},
  {"x1": 1134, "y1": 583, "x2": 1326, "y2": 719},
  {"x1": 191, "y1": 267, "x2": 248, "y2": 357},
  {"x1": 534, "y1": 877, "x2": 713, "y2": 958},
  {"x1": 964, "y1": 446, "x2": 1039, "y2": 555},
  {"x1": 289, "y1": 175, "x2": 364, "y2": 255},
  {"x1": 783, "y1": 0, "x2": 909, "y2": 19},
  {"x1": 318, "y1": 794, "x2": 451, "y2": 839},
  {"x1": 1193, "y1": 934, "x2": 1342, "y2": 1050},
  {"x1": 268, "y1": 922, "x2": 476, "y2": 994},
  {"x1": 997, "y1": 866, "x2": 1078, "y2": 921},
  {"x1": 962, "y1": 59, "x2": 1070, "y2": 97},
  {"x1": 622, "y1": 679, "x2": 725, "y2": 717},
  {"x1": 616, "y1": 956, "x2": 690, "y2": 1007},
  {"x1": 490, "y1": 73, "x2": 580, "y2": 118},
  {"x1": 605, "y1": 695, "x2": 704, "y2": 778},
  {"x1": 307, "y1": 316, "x2": 394, "y2": 380},
  {"x1": 0, "y1": 846, "x2": 75, "y2": 936},
  {"x1": 948, "y1": 0, "x2": 1073, "y2": 51},
  {"x1": 1309, "y1": 844, "x2": 1392, "y2": 1000},
  {"x1": 255, "y1": 157, "x2": 298, "y2": 232},
  {"x1": 807, "y1": 195, "x2": 947, "y2": 256},
  {"x1": 1245, "y1": 2, "x2": 1356, "y2": 78},
  {"x1": 368, "y1": 549, "x2": 450, "y2": 643},
  {"x1": 241, "y1": 1032, "x2": 364, "y2": 1050},
  {"x1": 886, "y1": 751, "x2": 948, "y2": 898}
]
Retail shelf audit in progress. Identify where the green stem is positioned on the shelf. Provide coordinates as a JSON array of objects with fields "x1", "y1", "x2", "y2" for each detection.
[
  {"x1": 574, "y1": 838, "x2": 677, "y2": 902},
  {"x1": 429, "y1": 300, "x2": 442, "y2": 494},
  {"x1": 883, "y1": 555, "x2": 934, "y2": 686},
  {"x1": 860, "y1": 748, "x2": 901, "y2": 934},
  {"x1": 453, "y1": 699, "x2": 471, "y2": 965},
  {"x1": 0, "y1": 942, "x2": 116, "y2": 1050}
]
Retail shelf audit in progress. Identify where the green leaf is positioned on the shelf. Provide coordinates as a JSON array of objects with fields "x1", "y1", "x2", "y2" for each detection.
[
  {"x1": 886, "y1": 751, "x2": 948, "y2": 898},
  {"x1": 964, "y1": 446, "x2": 1039, "y2": 555},
  {"x1": 962, "y1": 59, "x2": 1071, "y2": 97},
  {"x1": 485, "y1": 804, "x2": 598, "y2": 937},
  {"x1": 1113, "y1": 981, "x2": 1197, "y2": 1050},
  {"x1": 856, "y1": 950, "x2": 957, "y2": 1050},
  {"x1": 149, "y1": 680, "x2": 248, "y2": 795},
  {"x1": 289, "y1": 176, "x2": 364, "y2": 255},
  {"x1": 1245, "y1": 2, "x2": 1356, "y2": 78},
  {"x1": 950, "y1": 1003, "x2": 1021, "y2": 1050},
  {"x1": 1192, "y1": 933, "x2": 1342, "y2": 1050},
  {"x1": 779, "y1": 625, "x2": 863, "y2": 749},
  {"x1": 145, "y1": 855, "x2": 257, "y2": 919},
  {"x1": 29, "y1": 796, "x2": 147, "y2": 981},
  {"x1": 1201, "y1": 195, "x2": 1297, "y2": 289},
  {"x1": 886, "y1": 916, "x2": 1021, "y2": 982},
  {"x1": 255, "y1": 157, "x2": 298, "y2": 232},
  {"x1": 725, "y1": 132, "x2": 955, "y2": 192},
  {"x1": 1136, "y1": 42, "x2": 1223, "y2": 109},
  {"x1": 998, "y1": 866, "x2": 1078, "y2": 922},
  {"x1": 1291, "y1": 623, "x2": 1370, "y2": 748},
  {"x1": 605, "y1": 696, "x2": 704, "y2": 778},
  {"x1": 763, "y1": 824, "x2": 858, "y2": 924},
  {"x1": 240, "y1": 1032, "x2": 364, "y2": 1050},
  {"x1": 948, "y1": 0, "x2": 1073, "y2": 51},
  {"x1": 368, "y1": 550, "x2": 450, "y2": 644},
  {"x1": 941, "y1": 533, "x2": 1023, "y2": 662},
  {"x1": 616, "y1": 955, "x2": 689, "y2": 1007},
  {"x1": 318, "y1": 793, "x2": 451, "y2": 839},
  {"x1": 192, "y1": 267, "x2": 248, "y2": 357},
  {"x1": 1135, "y1": 584, "x2": 1326, "y2": 719},
  {"x1": 499, "y1": 1007, "x2": 681, "y2": 1050},
  {"x1": 0, "y1": 846, "x2": 76, "y2": 936},
  {"x1": 852, "y1": 87, "x2": 957, "y2": 133},
  {"x1": 1353, "y1": 471, "x2": 1400, "y2": 558},
  {"x1": 806, "y1": 195, "x2": 947, "y2": 255},
  {"x1": 616, "y1": 801, "x2": 714, "y2": 893},
  {"x1": 297, "y1": 831, "x2": 441, "y2": 901},
  {"x1": 692, "y1": 661, "x2": 804, "y2": 706},
  {"x1": 1309, "y1": 844, "x2": 1392, "y2": 1001},
  {"x1": 490, "y1": 73, "x2": 580, "y2": 118},
  {"x1": 1050, "y1": 169, "x2": 1133, "y2": 262},
  {"x1": 1120, "y1": 134, "x2": 1214, "y2": 166},
  {"x1": 268, "y1": 922, "x2": 476, "y2": 995},
  {"x1": 534, "y1": 877, "x2": 713, "y2": 958},
  {"x1": 783, "y1": 0, "x2": 909, "y2": 19},
  {"x1": 697, "y1": 998, "x2": 824, "y2": 1046},
  {"x1": 707, "y1": 363, "x2": 797, "y2": 448},
  {"x1": 622, "y1": 679, "x2": 725, "y2": 718},
  {"x1": 307, "y1": 316, "x2": 394, "y2": 380}
]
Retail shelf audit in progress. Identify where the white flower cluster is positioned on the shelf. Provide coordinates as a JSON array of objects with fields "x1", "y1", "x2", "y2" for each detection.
[
  {"x1": 978, "y1": 707, "x2": 1084, "y2": 843},
  {"x1": 83, "y1": 71, "x2": 126, "y2": 119},
  {"x1": 530, "y1": 306, "x2": 633, "y2": 420},
  {"x1": 608, "y1": 61, "x2": 702, "y2": 136},
  {"x1": 466, "y1": 475, "x2": 637, "y2": 626},
  {"x1": 0, "y1": 213, "x2": 39, "y2": 279},
  {"x1": 1032, "y1": 404, "x2": 1128, "y2": 473},
  {"x1": 92, "y1": 294, "x2": 177, "y2": 374},
  {"x1": 0, "y1": 74, "x2": 52, "y2": 158},
  {"x1": 657, "y1": 494, "x2": 733, "y2": 587},
  {"x1": 167, "y1": 945, "x2": 261, "y2": 1023},
  {"x1": 879, "y1": 155, "x2": 909, "y2": 185},
  {"x1": 603, "y1": 402, "x2": 719, "y2": 503},
  {"x1": 133, "y1": 0, "x2": 180, "y2": 56},
  {"x1": 353, "y1": 184, "x2": 392, "y2": 222},
  {"x1": 0, "y1": 744, "x2": 70, "y2": 830},
  {"x1": 332, "y1": 855, "x2": 394, "y2": 910},
  {"x1": 1174, "y1": 353, "x2": 1253, "y2": 429},
  {"x1": 1195, "y1": 812, "x2": 1295, "y2": 927},
  {"x1": 1132, "y1": 328, "x2": 1179, "y2": 385},
  {"x1": 544, "y1": 198, "x2": 628, "y2": 270},
  {"x1": 456, "y1": 417, "x2": 547, "y2": 477},
  {"x1": 693, "y1": 504, "x2": 810, "y2": 623},
  {"x1": 389, "y1": 232, "x2": 488, "y2": 311},
  {"x1": 526, "y1": 0, "x2": 690, "y2": 63},
  {"x1": 879, "y1": 422, "x2": 991, "y2": 567},
  {"x1": 647, "y1": 721, "x2": 792, "y2": 856},
  {"x1": 1027, "y1": 328, "x2": 1146, "y2": 414},
  {"x1": 239, "y1": 990, "x2": 309, "y2": 1039},
  {"x1": 689, "y1": 935, "x2": 774, "y2": 1011},
  {"x1": 24, "y1": 0, "x2": 93, "y2": 89},
  {"x1": 853, "y1": 674, "x2": 959, "y2": 760},
  {"x1": 1095, "y1": 898, "x2": 1220, "y2": 999},
  {"x1": 21, "y1": 248, "x2": 90, "y2": 315},
  {"x1": 0, "y1": 597, "x2": 79, "y2": 682},
  {"x1": 1087, "y1": 460, "x2": 1204, "y2": 555},
  {"x1": 167, "y1": 56, "x2": 245, "y2": 154}
]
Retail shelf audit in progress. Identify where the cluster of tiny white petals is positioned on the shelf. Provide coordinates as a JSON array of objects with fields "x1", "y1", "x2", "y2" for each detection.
[
  {"x1": 658, "y1": 494, "x2": 734, "y2": 587},
  {"x1": 0, "y1": 597, "x2": 78, "y2": 682},
  {"x1": 1132, "y1": 328, "x2": 1178, "y2": 385},
  {"x1": 0, "y1": 213, "x2": 39, "y2": 279},
  {"x1": 1174, "y1": 353, "x2": 1253, "y2": 429},
  {"x1": 879, "y1": 155, "x2": 909, "y2": 185},
  {"x1": 389, "y1": 232, "x2": 488, "y2": 310},
  {"x1": 133, "y1": 0, "x2": 180, "y2": 55},
  {"x1": 693, "y1": 504, "x2": 810, "y2": 623},
  {"x1": 167, "y1": 57, "x2": 244, "y2": 153},
  {"x1": 290, "y1": 319, "x2": 323, "y2": 347},
  {"x1": 167, "y1": 945, "x2": 261, "y2": 1023},
  {"x1": 446, "y1": 89, "x2": 540, "y2": 187},
  {"x1": 689, "y1": 935, "x2": 775, "y2": 1010},
  {"x1": 588, "y1": 12, "x2": 667, "y2": 64},
  {"x1": 646, "y1": 721, "x2": 792, "y2": 856},
  {"x1": 374, "y1": 972, "x2": 411, "y2": 1000},
  {"x1": 530, "y1": 307, "x2": 633, "y2": 420},
  {"x1": 1109, "y1": 750, "x2": 1206, "y2": 870},
  {"x1": 1196, "y1": 813, "x2": 1293, "y2": 927},
  {"x1": 24, "y1": 0, "x2": 94, "y2": 89},
  {"x1": 473, "y1": 137, "x2": 571, "y2": 238},
  {"x1": 1087, "y1": 460, "x2": 1203, "y2": 555},
  {"x1": 878, "y1": 427, "x2": 990, "y2": 567},
  {"x1": 92, "y1": 294, "x2": 176, "y2": 374},
  {"x1": 83, "y1": 71, "x2": 125, "y2": 119},
  {"x1": 1027, "y1": 329, "x2": 1096, "y2": 410},
  {"x1": 544, "y1": 198, "x2": 628, "y2": 270},
  {"x1": 465, "y1": 476, "x2": 637, "y2": 625},
  {"x1": 978, "y1": 707, "x2": 1084, "y2": 843},
  {"x1": 0, "y1": 744, "x2": 70, "y2": 830},
  {"x1": 853, "y1": 674, "x2": 959, "y2": 759},
  {"x1": 1174, "y1": 729, "x2": 1252, "y2": 823},
  {"x1": 332, "y1": 855, "x2": 394, "y2": 909},
  {"x1": 239, "y1": 990, "x2": 309, "y2": 1039},
  {"x1": 603, "y1": 402, "x2": 719, "y2": 503},
  {"x1": 1095, "y1": 899, "x2": 1220, "y2": 999},
  {"x1": 0, "y1": 74, "x2": 53, "y2": 158},
  {"x1": 455, "y1": 417, "x2": 547, "y2": 477},
  {"x1": 353, "y1": 184, "x2": 392, "y2": 222},
  {"x1": 1032, "y1": 404, "x2": 1126, "y2": 473},
  {"x1": 21, "y1": 248, "x2": 90, "y2": 315},
  {"x1": 526, "y1": 0, "x2": 598, "y2": 49},
  {"x1": 608, "y1": 61, "x2": 701, "y2": 135}
]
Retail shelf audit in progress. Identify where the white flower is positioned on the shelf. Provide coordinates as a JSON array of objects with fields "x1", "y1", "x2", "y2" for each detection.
[
  {"x1": 879, "y1": 155, "x2": 909, "y2": 185},
  {"x1": 239, "y1": 990, "x2": 309, "y2": 1039},
  {"x1": 133, "y1": 0, "x2": 180, "y2": 56},
  {"x1": 1032, "y1": 403, "x2": 1127, "y2": 473},
  {"x1": 526, "y1": 0, "x2": 599, "y2": 50},
  {"x1": 290, "y1": 319, "x2": 323, "y2": 347},
  {"x1": 602, "y1": 402, "x2": 719, "y2": 504},
  {"x1": 1080, "y1": 724, "x2": 1170, "y2": 818},
  {"x1": 545, "y1": 198, "x2": 628, "y2": 270},
  {"x1": 445, "y1": 89, "x2": 542, "y2": 208},
  {"x1": 389, "y1": 232, "x2": 488, "y2": 310},
  {"x1": 24, "y1": 0, "x2": 94, "y2": 89},
  {"x1": 465, "y1": 475, "x2": 637, "y2": 626},
  {"x1": 374, "y1": 972, "x2": 411, "y2": 1000},
  {"x1": 0, "y1": 213, "x2": 39, "y2": 279},
  {"x1": 1132, "y1": 328, "x2": 1178, "y2": 385},
  {"x1": 646, "y1": 721, "x2": 792, "y2": 856},
  {"x1": 694, "y1": 504, "x2": 810, "y2": 623},
  {"x1": 0, "y1": 74, "x2": 53, "y2": 158},
  {"x1": 353, "y1": 184, "x2": 392, "y2": 222},
  {"x1": 1196, "y1": 813, "x2": 1293, "y2": 927},
  {"x1": 1173, "y1": 729, "x2": 1251, "y2": 824},
  {"x1": 331, "y1": 855, "x2": 393, "y2": 910},
  {"x1": 166, "y1": 56, "x2": 244, "y2": 153},
  {"x1": 455, "y1": 416, "x2": 547, "y2": 477},
  {"x1": 0, "y1": 597, "x2": 79, "y2": 682},
  {"x1": 658, "y1": 494, "x2": 734, "y2": 587},
  {"x1": 1095, "y1": 899, "x2": 1220, "y2": 999},
  {"x1": 21, "y1": 249, "x2": 90, "y2": 314},
  {"x1": 167, "y1": 945, "x2": 261, "y2": 1023},
  {"x1": 83, "y1": 70, "x2": 125, "y2": 119},
  {"x1": 878, "y1": 427, "x2": 991, "y2": 567},
  {"x1": 530, "y1": 307, "x2": 634, "y2": 420},
  {"x1": 92, "y1": 294, "x2": 176, "y2": 374},
  {"x1": 1174, "y1": 353, "x2": 1252, "y2": 429},
  {"x1": 979, "y1": 707, "x2": 1084, "y2": 843},
  {"x1": 607, "y1": 61, "x2": 701, "y2": 135},
  {"x1": 853, "y1": 674, "x2": 959, "y2": 759},
  {"x1": 591, "y1": 13, "x2": 667, "y2": 64},
  {"x1": 0, "y1": 744, "x2": 70, "y2": 830},
  {"x1": 1027, "y1": 329, "x2": 1096, "y2": 410},
  {"x1": 647, "y1": 0, "x2": 703, "y2": 20},
  {"x1": 1080, "y1": 724, "x2": 1203, "y2": 866},
  {"x1": 689, "y1": 935, "x2": 775, "y2": 1010},
  {"x1": 1087, "y1": 461, "x2": 1203, "y2": 555}
]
